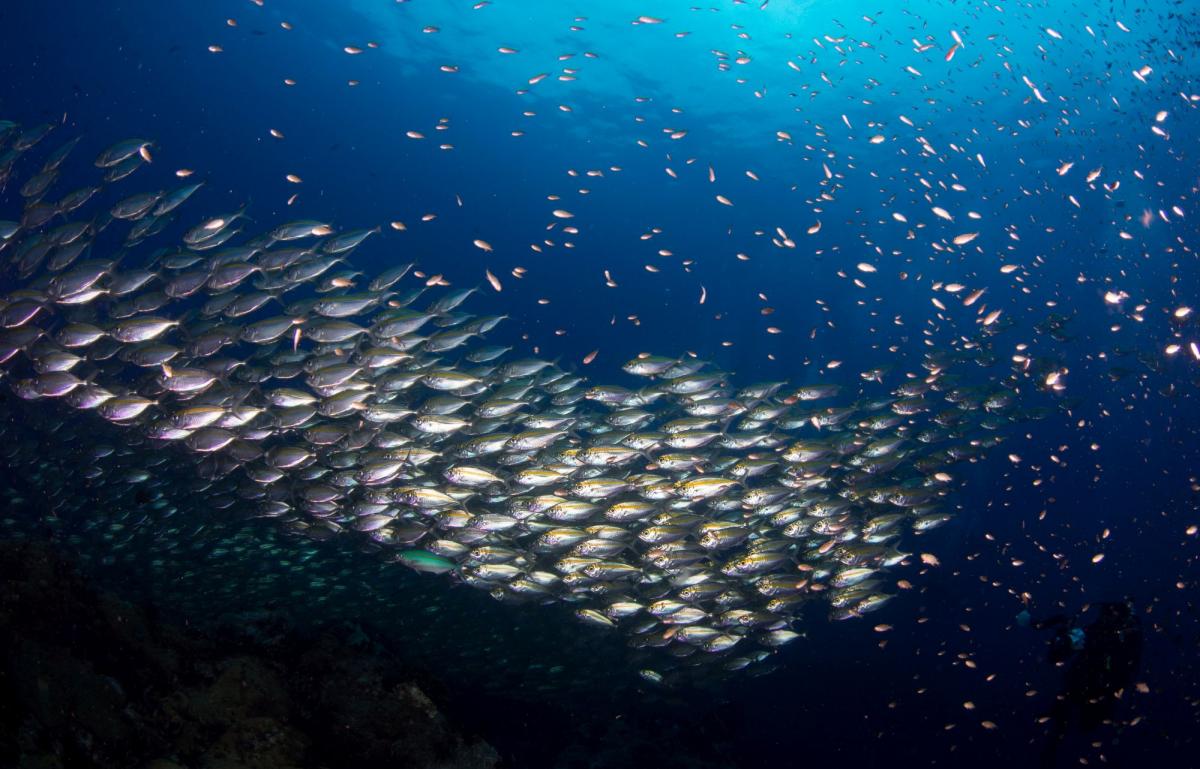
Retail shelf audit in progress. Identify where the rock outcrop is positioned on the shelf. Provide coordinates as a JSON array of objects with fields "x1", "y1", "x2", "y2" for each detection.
[{"x1": 0, "y1": 541, "x2": 499, "y2": 769}]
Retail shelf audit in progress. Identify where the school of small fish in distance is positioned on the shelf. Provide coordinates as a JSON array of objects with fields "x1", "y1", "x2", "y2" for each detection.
[{"x1": 0, "y1": 119, "x2": 1062, "y2": 681}]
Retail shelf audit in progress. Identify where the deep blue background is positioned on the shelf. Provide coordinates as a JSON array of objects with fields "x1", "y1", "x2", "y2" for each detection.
[{"x1": 2, "y1": 1, "x2": 1199, "y2": 767}]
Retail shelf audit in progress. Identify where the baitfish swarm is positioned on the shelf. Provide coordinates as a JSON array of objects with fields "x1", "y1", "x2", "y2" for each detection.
[{"x1": 0, "y1": 121, "x2": 1040, "y2": 681}]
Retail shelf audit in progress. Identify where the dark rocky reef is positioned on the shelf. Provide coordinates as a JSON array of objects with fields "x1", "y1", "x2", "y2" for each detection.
[{"x1": 0, "y1": 541, "x2": 498, "y2": 769}]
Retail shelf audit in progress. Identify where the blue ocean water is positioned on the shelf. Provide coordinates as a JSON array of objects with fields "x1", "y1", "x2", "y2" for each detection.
[{"x1": 1, "y1": 1, "x2": 1198, "y2": 767}]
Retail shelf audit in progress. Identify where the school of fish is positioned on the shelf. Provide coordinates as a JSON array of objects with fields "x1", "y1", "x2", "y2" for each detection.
[{"x1": 0, "y1": 116, "x2": 1062, "y2": 681}]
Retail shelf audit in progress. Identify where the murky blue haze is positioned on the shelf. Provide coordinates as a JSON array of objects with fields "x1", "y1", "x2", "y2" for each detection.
[{"x1": 0, "y1": 1, "x2": 1198, "y2": 767}]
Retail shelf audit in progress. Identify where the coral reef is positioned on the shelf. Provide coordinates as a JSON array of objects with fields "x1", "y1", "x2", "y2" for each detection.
[{"x1": 0, "y1": 541, "x2": 498, "y2": 769}]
